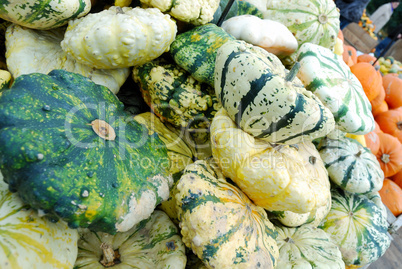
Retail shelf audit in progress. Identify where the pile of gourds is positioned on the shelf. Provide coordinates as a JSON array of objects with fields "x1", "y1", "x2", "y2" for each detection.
[{"x1": 0, "y1": 0, "x2": 394, "y2": 268}]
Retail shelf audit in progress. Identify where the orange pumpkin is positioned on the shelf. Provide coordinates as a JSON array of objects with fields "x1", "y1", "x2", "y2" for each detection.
[
  {"x1": 379, "y1": 178, "x2": 402, "y2": 217},
  {"x1": 391, "y1": 169, "x2": 402, "y2": 189},
  {"x1": 370, "y1": 85, "x2": 385, "y2": 113},
  {"x1": 357, "y1": 54, "x2": 379, "y2": 67},
  {"x1": 372, "y1": 100, "x2": 388, "y2": 117},
  {"x1": 376, "y1": 132, "x2": 402, "y2": 177},
  {"x1": 364, "y1": 131, "x2": 380, "y2": 155},
  {"x1": 350, "y1": 62, "x2": 383, "y2": 101},
  {"x1": 342, "y1": 45, "x2": 357, "y2": 67},
  {"x1": 383, "y1": 73, "x2": 402, "y2": 109},
  {"x1": 375, "y1": 109, "x2": 402, "y2": 143}
]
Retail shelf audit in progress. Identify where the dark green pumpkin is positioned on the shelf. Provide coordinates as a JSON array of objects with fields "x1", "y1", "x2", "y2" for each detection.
[
  {"x1": 0, "y1": 70, "x2": 172, "y2": 234},
  {"x1": 169, "y1": 23, "x2": 235, "y2": 86},
  {"x1": 210, "y1": 0, "x2": 263, "y2": 24}
]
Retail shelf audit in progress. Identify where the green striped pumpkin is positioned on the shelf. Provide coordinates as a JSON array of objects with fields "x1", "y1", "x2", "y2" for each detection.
[
  {"x1": 176, "y1": 160, "x2": 279, "y2": 268},
  {"x1": 214, "y1": 40, "x2": 335, "y2": 144},
  {"x1": 74, "y1": 210, "x2": 186, "y2": 269},
  {"x1": 275, "y1": 225, "x2": 345, "y2": 268},
  {"x1": 169, "y1": 23, "x2": 235, "y2": 86},
  {"x1": 0, "y1": 0, "x2": 91, "y2": 30},
  {"x1": 319, "y1": 188, "x2": 391, "y2": 266},
  {"x1": 263, "y1": 0, "x2": 339, "y2": 66},
  {"x1": 317, "y1": 134, "x2": 384, "y2": 194},
  {"x1": 0, "y1": 175, "x2": 79, "y2": 269},
  {"x1": 0, "y1": 70, "x2": 172, "y2": 233},
  {"x1": 297, "y1": 42, "x2": 375, "y2": 135},
  {"x1": 132, "y1": 58, "x2": 221, "y2": 129}
]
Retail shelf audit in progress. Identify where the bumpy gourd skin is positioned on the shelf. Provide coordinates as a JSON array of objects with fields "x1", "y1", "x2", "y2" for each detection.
[
  {"x1": 176, "y1": 160, "x2": 279, "y2": 269},
  {"x1": 0, "y1": 0, "x2": 91, "y2": 30},
  {"x1": 0, "y1": 70, "x2": 172, "y2": 234},
  {"x1": 210, "y1": 108, "x2": 330, "y2": 214},
  {"x1": 61, "y1": 6, "x2": 177, "y2": 69}
]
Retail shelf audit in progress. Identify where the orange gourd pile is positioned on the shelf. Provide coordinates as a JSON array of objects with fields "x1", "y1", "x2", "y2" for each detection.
[{"x1": 339, "y1": 31, "x2": 402, "y2": 216}]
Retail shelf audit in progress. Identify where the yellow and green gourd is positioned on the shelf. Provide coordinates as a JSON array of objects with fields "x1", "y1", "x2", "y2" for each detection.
[
  {"x1": 0, "y1": 70, "x2": 172, "y2": 234},
  {"x1": 0, "y1": 174, "x2": 79, "y2": 269}
]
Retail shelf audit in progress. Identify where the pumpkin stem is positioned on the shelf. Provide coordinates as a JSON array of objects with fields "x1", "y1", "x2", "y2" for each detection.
[
  {"x1": 355, "y1": 150, "x2": 363, "y2": 158},
  {"x1": 91, "y1": 119, "x2": 116, "y2": 141},
  {"x1": 381, "y1": 153, "x2": 390, "y2": 164},
  {"x1": 374, "y1": 65, "x2": 381, "y2": 71},
  {"x1": 309, "y1": 156, "x2": 317, "y2": 165},
  {"x1": 397, "y1": 121, "x2": 402, "y2": 130},
  {"x1": 318, "y1": 14, "x2": 328, "y2": 24},
  {"x1": 115, "y1": 6, "x2": 124, "y2": 14},
  {"x1": 100, "y1": 243, "x2": 121, "y2": 267},
  {"x1": 284, "y1": 237, "x2": 295, "y2": 244},
  {"x1": 285, "y1": 62, "x2": 301, "y2": 82}
]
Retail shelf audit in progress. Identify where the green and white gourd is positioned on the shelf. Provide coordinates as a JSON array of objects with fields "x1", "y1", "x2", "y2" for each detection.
[
  {"x1": 319, "y1": 188, "x2": 391, "y2": 266},
  {"x1": 214, "y1": 40, "x2": 335, "y2": 144},
  {"x1": 317, "y1": 134, "x2": 384, "y2": 194},
  {"x1": 263, "y1": 0, "x2": 340, "y2": 66},
  {"x1": 0, "y1": 175, "x2": 79, "y2": 269},
  {"x1": 275, "y1": 225, "x2": 345, "y2": 269},
  {"x1": 0, "y1": 0, "x2": 91, "y2": 30},
  {"x1": 296, "y1": 42, "x2": 375, "y2": 134}
]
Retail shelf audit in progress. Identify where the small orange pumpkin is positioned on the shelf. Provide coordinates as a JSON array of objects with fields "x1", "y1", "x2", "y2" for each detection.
[
  {"x1": 376, "y1": 132, "x2": 402, "y2": 178},
  {"x1": 342, "y1": 45, "x2": 357, "y2": 67},
  {"x1": 375, "y1": 109, "x2": 402, "y2": 143},
  {"x1": 372, "y1": 100, "x2": 388, "y2": 117},
  {"x1": 364, "y1": 131, "x2": 380, "y2": 155},
  {"x1": 357, "y1": 54, "x2": 379, "y2": 67},
  {"x1": 379, "y1": 178, "x2": 402, "y2": 217},
  {"x1": 383, "y1": 73, "x2": 402, "y2": 109},
  {"x1": 350, "y1": 62, "x2": 383, "y2": 102}
]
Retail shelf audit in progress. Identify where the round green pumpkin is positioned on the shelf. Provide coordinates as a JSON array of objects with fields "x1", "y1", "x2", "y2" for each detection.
[{"x1": 0, "y1": 69, "x2": 172, "y2": 234}]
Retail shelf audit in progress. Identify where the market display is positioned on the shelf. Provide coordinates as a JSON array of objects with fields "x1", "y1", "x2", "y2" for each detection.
[{"x1": 0, "y1": 0, "x2": 400, "y2": 268}]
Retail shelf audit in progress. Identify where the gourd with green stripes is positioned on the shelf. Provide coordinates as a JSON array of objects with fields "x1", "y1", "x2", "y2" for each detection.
[
  {"x1": 263, "y1": 0, "x2": 340, "y2": 66},
  {"x1": 297, "y1": 42, "x2": 375, "y2": 134},
  {"x1": 214, "y1": 40, "x2": 335, "y2": 144},
  {"x1": 74, "y1": 210, "x2": 187, "y2": 269},
  {"x1": 319, "y1": 188, "x2": 391, "y2": 266},
  {"x1": 169, "y1": 23, "x2": 235, "y2": 87},
  {"x1": 0, "y1": 70, "x2": 172, "y2": 234},
  {"x1": 175, "y1": 160, "x2": 279, "y2": 268},
  {"x1": 275, "y1": 225, "x2": 345, "y2": 268},
  {"x1": 132, "y1": 58, "x2": 221, "y2": 129},
  {"x1": 0, "y1": 175, "x2": 79, "y2": 269},
  {"x1": 0, "y1": 0, "x2": 91, "y2": 30},
  {"x1": 317, "y1": 133, "x2": 384, "y2": 194}
]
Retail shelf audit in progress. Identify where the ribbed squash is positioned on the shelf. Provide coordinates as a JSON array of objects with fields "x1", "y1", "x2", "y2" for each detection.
[
  {"x1": 319, "y1": 188, "x2": 391, "y2": 267},
  {"x1": 263, "y1": 0, "x2": 340, "y2": 66},
  {"x1": 132, "y1": 58, "x2": 221, "y2": 129},
  {"x1": 74, "y1": 210, "x2": 186, "y2": 269},
  {"x1": 297, "y1": 42, "x2": 375, "y2": 135},
  {"x1": 61, "y1": 6, "x2": 177, "y2": 69},
  {"x1": 5, "y1": 23, "x2": 129, "y2": 94},
  {"x1": 0, "y1": 0, "x2": 91, "y2": 30},
  {"x1": 176, "y1": 160, "x2": 279, "y2": 268},
  {"x1": 169, "y1": 23, "x2": 235, "y2": 86},
  {"x1": 0, "y1": 175, "x2": 79, "y2": 269},
  {"x1": 317, "y1": 133, "x2": 384, "y2": 194},
  {"x1": 275, "y1": 225, "x2": 345, "y2": 269},
  {"x1": 214, "y1": 40, "x2": 335, "y2": 144},
  {"x1": 210, "y1": 108, "x2": 331, "y2": 214},
  {"x1": 0, "y1": 70, "x2": 172, "y2": 233}
]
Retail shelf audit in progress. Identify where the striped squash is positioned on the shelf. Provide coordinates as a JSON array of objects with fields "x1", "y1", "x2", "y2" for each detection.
[
  {"x1": 169, "y1": 23, "x2": 235, "y2": 86},
  {"x1": 176, "y1": 160, "x2": 279, "y2": 268},
  {"x1": 0, "y1": 0, "x2": 91, "y2": 30},
  {"x1": 263, "y1": 0, "x2": 339, "y2": 66},
  {"x1": 275, "y1": 225, "x2": 345, "y2": 268},
  {"x1": 297, "y1": 42, "x2": 375, "y2": 135},
  {"x1": 214, "y1": 40, "x2": 335, "y2": 144},
  {"x1": 0, "y1": 175, "x2": 79, "y2": 269},
  {"x1": 74, "y1": 210, "x2": 187, "y2": 269},
  {"x1": 319, "y1": 188, "x2": 391, "y2": 266},
  {"x1": 317, "y1": 134, "x2": 384, "y2": 194}
]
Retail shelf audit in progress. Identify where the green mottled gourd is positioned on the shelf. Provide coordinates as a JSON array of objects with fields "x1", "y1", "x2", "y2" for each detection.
[
  {"x1": 0, "y1": 174, "x2": 79, "y2": 269},
  {"x1": 61, "y1": 6, "x2": 177, "y2": 69},
  {"x1": 0, "y1": 70, "x2": 172, "y2": 234},
  {"x1": 319, "y1": 188, "x2": 391, "y2": 266},
  {"x1": 214, "y1": 39, "x2": 335, "y2": 145},
  {"x1": 175, "y1": 160, "x2": 279, "y2": 268},
  {"x1": 0, "y1": 0, "x2": 91, "y2": 30},
  {"x1": 210, "y1": 0, "x2": 263, "y2": 24},
  {"x1": 132, "y1": 58, "x2": 221, "y2": 129},
  {"x1": 74, "y1": 210, "x2": 187, "y2": 269}
]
